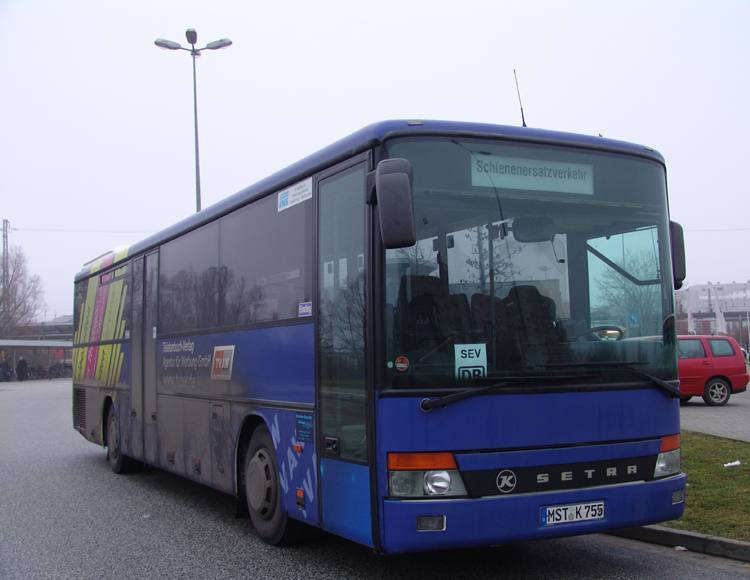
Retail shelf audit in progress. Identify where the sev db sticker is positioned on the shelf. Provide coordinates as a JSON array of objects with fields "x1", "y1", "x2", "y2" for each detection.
[
  {"x1": 211, "y1": 345, "x2": 235, "y2": 381},
  {"x1": 454, "y1": 344, "x2": 487, "y2": 380}
]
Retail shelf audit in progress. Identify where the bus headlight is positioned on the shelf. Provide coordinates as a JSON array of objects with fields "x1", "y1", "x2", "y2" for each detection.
[
  {"x1": 389, "y1": 469, "x2": 467, "y2": 497},
  {"x1": 654, "y1": 449, "x2": 681, "y2": 478},
  {"x1": 424, "y1": 470, "x2": 452, "y2": 495},
  {"x1": 653, "y1": 434, "x2": 681, "y2": 479},
  {"x1": 387, "y1": 452, "x2": 468, "y2": 498},
  {"x1": 390, "y1": 471, "x2": 419, "y2": 496}
]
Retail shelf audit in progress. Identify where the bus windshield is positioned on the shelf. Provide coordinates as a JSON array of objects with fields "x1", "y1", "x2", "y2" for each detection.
[{"x1": 383, "y1": 136, "x2": 677, "y2": 390}]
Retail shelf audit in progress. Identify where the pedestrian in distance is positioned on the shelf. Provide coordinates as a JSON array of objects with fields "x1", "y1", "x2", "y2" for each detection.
[
  {"x1": 1, "y1": 357, "x2": 10, "y2": 382},
  {"x1": 16, "y1": 356, "x2": 28, "y2": 381}
]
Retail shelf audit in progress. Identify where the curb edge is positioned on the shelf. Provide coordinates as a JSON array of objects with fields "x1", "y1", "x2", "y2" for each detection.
[{"x1": 609, "y1": 525, "x2": 750, "y2": 563}]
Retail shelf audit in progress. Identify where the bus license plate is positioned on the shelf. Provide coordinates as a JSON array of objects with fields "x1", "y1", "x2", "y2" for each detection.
[{"x1": 541, "y1": 501, "x2": 604, "y2": 526}]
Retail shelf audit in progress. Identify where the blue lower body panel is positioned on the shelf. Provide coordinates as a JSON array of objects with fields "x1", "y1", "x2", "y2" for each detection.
[
  {"x1": 321, "y1": 459, "x2": 373, "y2": 547},
  {"x1": 381, "y1": 474, "x2": 685, "y2": 554}
]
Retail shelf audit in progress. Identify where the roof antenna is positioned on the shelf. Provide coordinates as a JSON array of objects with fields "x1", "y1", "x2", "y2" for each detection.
[{"x1": 513, "y1": 69, "x2": 527, "y2": 128}]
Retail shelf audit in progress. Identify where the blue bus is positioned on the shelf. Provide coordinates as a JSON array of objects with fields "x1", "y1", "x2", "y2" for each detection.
[{"x1": 73, "y1": 119, "x2": 686, "y2": 554}]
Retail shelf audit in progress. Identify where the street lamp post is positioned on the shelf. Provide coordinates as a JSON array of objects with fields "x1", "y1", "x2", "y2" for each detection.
[{"x1": 155, "y1": 29, "x2": 232, "y2": 213}]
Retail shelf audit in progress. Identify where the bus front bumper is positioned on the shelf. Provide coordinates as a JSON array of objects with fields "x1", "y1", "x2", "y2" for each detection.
[{"x1": 381, "y1": 473, "x2": 686, "y2": 554}]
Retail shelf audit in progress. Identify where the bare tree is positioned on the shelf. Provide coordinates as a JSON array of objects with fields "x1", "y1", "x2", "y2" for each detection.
[
  {"x1": 318, "y1": 272, "x2": 367, "y2": 375},
  {"x1": 396, "y1": 241, "x2": 438, "y2": 276},
  {"x1": 0, "y1": 247, "x2": 46, "y2": 338},
  {"x1": 328, "y1": 273, "x2": 366, "y2": 361},
  {"x1": 159, "y1": 265, "x2": 270, "y2": 332},
  {"x1": 461, "y1": 226, "x2": 523, "y2": 289},
  {"x1": 595, "y1": 249, "x2": 661, "y2": 336}
]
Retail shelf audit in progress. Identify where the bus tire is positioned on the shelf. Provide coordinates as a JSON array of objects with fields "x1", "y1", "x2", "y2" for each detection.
[
  {"x1": 244, "y1": 425, "x2": 300, "y2": 545},
  {"x1": 107, "y1": 406, "x2": 136, "y2": 473},
  {"x1": 703, "y1": 378, "x2": 730, "y2": 406}
]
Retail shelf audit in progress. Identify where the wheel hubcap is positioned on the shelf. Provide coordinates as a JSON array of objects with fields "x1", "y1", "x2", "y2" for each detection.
[
  {"x1": 247, "y1": 448, "x2": 276, "y2": 520},
  {"x1": 710, "y1": 384, "x2": 727, "y2": 402}
]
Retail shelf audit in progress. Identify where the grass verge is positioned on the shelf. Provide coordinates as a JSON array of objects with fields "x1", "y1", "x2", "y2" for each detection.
[{"x1": 661, "y1": 430, "x2": 750, "y2": 542}]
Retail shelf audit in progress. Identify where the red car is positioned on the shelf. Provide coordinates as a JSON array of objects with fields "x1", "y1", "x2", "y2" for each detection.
[{"x1": 677, "y1": 335, "x2": 749, "y2": 405}]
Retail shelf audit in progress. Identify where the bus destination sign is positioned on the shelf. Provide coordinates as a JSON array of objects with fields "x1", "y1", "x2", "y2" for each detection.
[{"x1": 471, "y1": 155, "x2": 594, "y2": 195}]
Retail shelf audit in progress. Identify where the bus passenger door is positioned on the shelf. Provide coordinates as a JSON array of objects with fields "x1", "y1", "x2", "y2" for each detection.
[
  {"x1": 143, "y1": 251, "x2": 159, "y2": 465},
  {"x1": 317, "y1": 161, "x2": 373, "y2": 547},
  {"x1": 129, "y1": 256, "x2": 144, "y2": 461}
]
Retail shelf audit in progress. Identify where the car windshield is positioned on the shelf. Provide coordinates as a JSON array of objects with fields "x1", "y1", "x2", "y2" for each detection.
[{"x1": 383, "y1": 136, "x2": 677, "y2": 390}]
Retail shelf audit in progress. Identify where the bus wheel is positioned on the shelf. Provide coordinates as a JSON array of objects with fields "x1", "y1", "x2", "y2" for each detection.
[
  {"x1": 703, "y1": 378, "x2": 730, "y2": 406},
  {"x1": 244, "y1": 426, "x2": 300, "y2": 545},
  {"x1": 107, "y1": 406, "x2": 135, "y2": 473}
]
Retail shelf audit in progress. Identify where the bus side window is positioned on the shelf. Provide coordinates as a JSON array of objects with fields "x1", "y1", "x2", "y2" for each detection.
[{"x1": 158, "y1": 187, "x2": 313, "y2": 334}]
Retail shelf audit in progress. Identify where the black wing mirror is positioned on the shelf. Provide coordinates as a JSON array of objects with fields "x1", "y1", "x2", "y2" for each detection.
[
  {"x1": 670, "y1": 221, "x2": 686, "y2": 290},
  {"x1": 374, "y1": 158, "x2": 416, "y2": 249}
]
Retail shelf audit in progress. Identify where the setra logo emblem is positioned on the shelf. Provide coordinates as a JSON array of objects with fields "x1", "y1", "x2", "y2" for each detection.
[{"x1": 496, "y1": 469, "x2": 517, "y2": 493}]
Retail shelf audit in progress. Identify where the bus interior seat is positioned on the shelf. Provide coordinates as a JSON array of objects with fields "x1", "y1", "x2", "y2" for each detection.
[
  {"x1": 502, "y1": 285, "x2": 568, "y2": 367},
  {"x1": 445, "y1": 293, "x2": 472, "y2": 342},
  {"x1": 396, "y1": 275, "x2": 463, "y2": 353},
  {"x1": 470, "y1": 293, "x2": 522, "y2": 369}
]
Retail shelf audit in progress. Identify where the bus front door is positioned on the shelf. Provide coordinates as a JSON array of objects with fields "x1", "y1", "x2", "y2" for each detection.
[{"x1": 317, "y1": 162, "x2": 374, "y2": 548}]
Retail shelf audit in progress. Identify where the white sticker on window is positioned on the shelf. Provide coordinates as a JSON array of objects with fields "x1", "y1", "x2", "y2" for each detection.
[
  {"x1": 472, "y1": 156, "x2": 594, "y2": 195},
  {"x1": 278, "y1": 177, "x2": 313, "y2": 212},
  {"x1": 455, "y1": 344, "x2": 487, "y2": 380}
]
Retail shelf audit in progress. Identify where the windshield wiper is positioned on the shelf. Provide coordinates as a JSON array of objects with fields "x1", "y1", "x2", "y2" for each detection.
[
  {"x1": 544, "y1": 361, "x2": 681, "y2": 399},
  {"x1": 420, "y1": 381, "x2": 516, "y2": 411},
  {"x1": 419, "y1": 374, "x2": 582, "y2": 411}
]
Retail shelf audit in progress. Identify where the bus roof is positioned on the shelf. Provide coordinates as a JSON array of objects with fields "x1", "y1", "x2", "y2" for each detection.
[{"x1": 75, "y1": 119, "x2": 664, "y2": 281}]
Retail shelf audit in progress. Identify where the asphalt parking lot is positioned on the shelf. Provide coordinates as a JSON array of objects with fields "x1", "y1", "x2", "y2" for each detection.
[{"x1": 680, "y1": 383, "x2": 750, "y2": 442}]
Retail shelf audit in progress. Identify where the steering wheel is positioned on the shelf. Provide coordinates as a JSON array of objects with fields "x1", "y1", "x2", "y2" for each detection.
[{"x1": 569, "y1": 325, "x2": 624, "y2": 342}]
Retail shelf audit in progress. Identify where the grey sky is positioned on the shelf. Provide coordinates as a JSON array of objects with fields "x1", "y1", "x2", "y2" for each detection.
[{"x1": 1, "y1": 0, "x2": 748, "y2": 318}]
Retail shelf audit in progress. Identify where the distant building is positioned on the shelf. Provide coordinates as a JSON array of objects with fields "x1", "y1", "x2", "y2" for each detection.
[
  {"x1": 675, "y1": 281, "x2": 750, "y2": 347},
  {"x1": 0, "y1": 315, "x2": 74, "y2": 372},
  {"x1": 9, "y1": 315, "x2": 74, "y2": 342}
]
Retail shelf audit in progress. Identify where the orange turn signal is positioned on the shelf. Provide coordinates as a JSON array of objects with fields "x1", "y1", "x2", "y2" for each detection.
[
  {"x1": 660, "y1": 434, "x2": 680, "y2": 452},
  {"x1": 387, "y1": 452, "x2": 457, "y2": 471}
]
